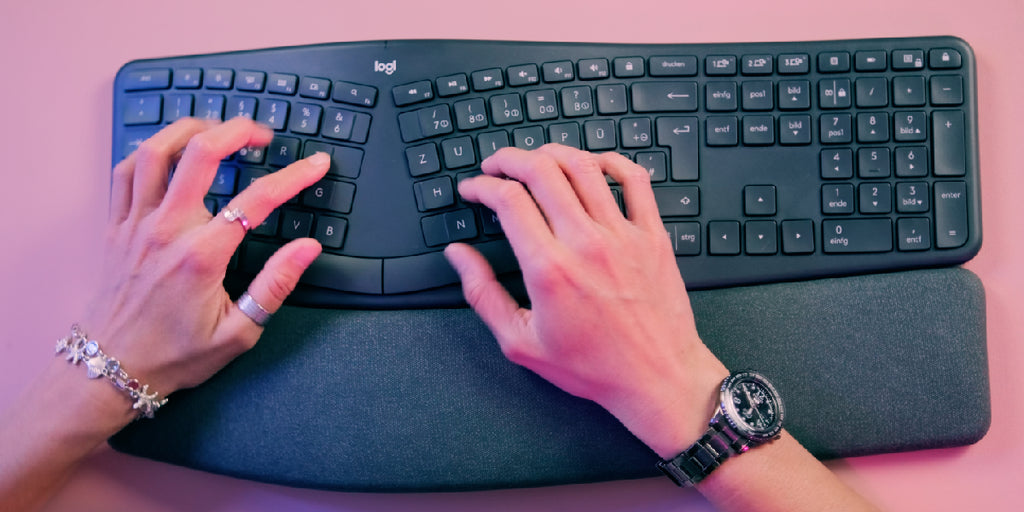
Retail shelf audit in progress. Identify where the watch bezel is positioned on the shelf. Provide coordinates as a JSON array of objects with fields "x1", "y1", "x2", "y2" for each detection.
[{"x1": 718, "y1": 370, "x2": 785, "y2": 442}]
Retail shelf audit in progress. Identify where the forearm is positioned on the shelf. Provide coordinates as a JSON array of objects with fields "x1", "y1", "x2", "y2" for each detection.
[
  {"x1": 0, "y1": 357, "x2": 136, "y2": 511},
  {"x1": 696, "y1": 431, "x2": 879, "y2": 512}
]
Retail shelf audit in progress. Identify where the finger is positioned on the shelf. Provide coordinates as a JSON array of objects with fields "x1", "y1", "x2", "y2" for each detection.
[
  {"x1": 109, "y1": 156, "x2": 135, "y2": 224},
  {"x1": 480, "y1": 146, "x2": 591, "y2": 236},
  {"x1": 162, "y1": 117, "x2": 275, "y2": 214},
  {"x1": 130, "y1": 118, "x2": 214, "y2": 219},
  {"x1": 444, "y1": 243, "x2": 535, "y2": 357},
  {"x1": 598, "y1": 152, "x2": 663, "y2": 230},
  {"x1": 227, "y1": 238, "x2": 322, "y2": 331},
  {"x1": 199, "y1": 151, "x2": 331, "y2": 252},
  {"x1": 534, "y1": 144, "x2": 624, "y2": 226},
  {"x1": 457, "y1": 174, "x2": 555, "y2": 264}
]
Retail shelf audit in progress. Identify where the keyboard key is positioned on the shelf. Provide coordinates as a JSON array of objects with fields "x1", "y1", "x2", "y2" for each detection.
[
  {"x1": 226, "y1": 96, "x2": 257, "y2": 120},
  {"x1": 173, "y1": 68, "x2": 202, "y2": 89},
  {"x1": 892, "y1": 76, "x2": 926, "y2": 106},
  {"x1": 333, "y1": 80, "x2": 378, "y2": 107},
  {"x1": 857, "y1": 112, "x2": 889, "y2": 142},
  {"x1": 706, "y1": 82, "x2": 738, "y2": 111},
  {"x1": 525, "y1": 90, "x2": 559, "y2": 121},
  {"x1": 821, "y1": 184, "x2": 854, "y2": 214},
  {"x1": 584, "y1": 120, "x2": 616, "y2": 150},
  {"x1": 649, "y1": 56, "x2": 698, "y2": 76},
  {"x1": 303, "y1": 179, "x2": 355, "y2": 214},
  {"x1": 442, "y1": 137, "x2": 477, "y2": 168},
  {"x1": 858, "y1": 182, "x2": 891, "y2": 213},
  {"x1": 195, "y1": 94, "x2": 225, "y2": 120},
  {"x1": 513, "y1": 126, "x2": 545, "y2": 150},
  {"x1": 820, "y1": 149, "x2": 853, "y2": 179},
  {"x1": 817, "y1": 52, "x2": 850, "y2": 73},
  {"x1": 406, "y1": 143, "x2": 440, "y2": 177},
  {"x1": 236, "y1": 71, "x2": 266, "y2": 92},
  {"x1": 742, "y1": 116, "x2": 774, "y2": 145},
  {"x1": 507, "y1": 64, "x2": 540, "y2": 87},
  {"x1": 819, "y1": 79, "x2": 852, "y2": 108},
  {"x1": 596, "y1": 84, "x2": 628, "y2": 114},
  {"x1": 299, "y1": 77, "x2": 331, "y2": 99},
  {"x1": 929, "y1": 49, "x2": 962, "y2": 69},
  {"x1": 930, "y1": 76, "x2": 964, "y2": 105},
  {"x1": 777, "y1": 53, "x2": 810, "y2": 74},
  {"x1": 741, "y1": 81, "x2": 773, "y2": 111},
  {"x1": 124, "y1": 69, "x2": 171, "y2": 91},
  {"x1": 267, "y1": 73, "x2": 298, "y2": 95},
  {"x1": 708, "y1": 221, "x2": 741, "y2": 255},
  {"x1": 561, "y1": 86, "x2": 594, "y2": 117},
  {"x1": 635, "y1": 152, "x2": 668, "y2": 182},
  {"x1": 314, "y1": 215, "x2": 348, "y2": 249},
  {"x1": 932, "y1": 111, "x2": 966, "y2": 176},
  {"x1": 542, "y1": 61, "x2": 575, "y2": 82},
  {"x1": 578, "y1": 59, "x2": 610, "y2": 80},
  {"x1": 854, "y1": 51, "x2": 887, "y2": 71},
  {"x1": 666, "y1": 222, "x2": 701, "y2": 255},
  {"x1": 706, "y1": 116, "x2": 738, "y2": 146},
  {"x1": 897, "y1": 218, "x2": 931, "y2": 251},
  {"x1": 781, "y1": 220, "x2": 814, "y2": 254},
  {"x1": 779, "y1": 115, "x2": 811, "y2": 145},
  {"x1": 894, "y1": 111, "x2": 927, "y2": 142},
  {"x1": 209, "y1": 165, "x2": 238, "y2": 195},
  {"x1": 892, "y1": 50, "x2": 925, "y2": 70},
  {"x1": 896, "y1": 182, "x2": 929, "y2": 213},
  {"x1": 548, "y1": 123, "x2": 581, "y2": 149},
  {"x1": 620, "y1": 118, "x2": 653, "y2": 149},
  {"x1": 478, "y1": 130, "x2": 510, "y2": 160},
  {"x1": 256, "y1": 99, "x2": 289, "y2": 130},
  {"x1": 656, "y1": 117, "x2": 699, "y2": 181},
  {"x1": 632, "y1": 82, "x2": 698, "y2": 112},
  {"x1": 744, "y1": 185, "x2": 776, "y2": 216},
  {"x1": 857, "y1": 147, "x2": 891, "y2": 178},
  {"x1": 778, "y1": 80, "x2": 810, "y2": 110},
  {"x1": 820, "y1": 114, "x2": 852, "y2": 144},
  {"x1": 455, "y1": 98, "x2": 490, "y2": 129},
  {"x1": 205, "y1": 69, "x2": 234, "y2": 89},
  {"x1": 290, "y1": 103, "x2": 322, "y2": 135},
  {"x1": 123, "y1": 95, "x2": 162, "y2": 125},
  {"x1": 164, "y1": 94, "x2": 193, "y2": 123},
  {"x1": 745, "y1": 221, "x2": 777, "y2": 255},
  {"x1": 414, "y1": 177, "x2": 455, "y2": 211},
  {"x1": 895, "y1": 147, "x2": 928, "y2": 177},
  {"x1": 490, "y1": 94, "x2": 523, "y2": 125},
  {"x1": 471, "y1": 68, "x2": 505, "y2": 90},
  {"x1": 393, "y1": 80, "x2": 433, "y2": 106},
  {"x1": 741, "y1": 55, "x2": 773, "y2": 75},
  {"x1": 267, "y1": 136, "x2": 300, "y2": 167},
  {"x1": 322, "y1": 108, "x2": 355, "y2": 140},
  {"x1": 855, "y1": 77, "x2": 888, "y2": 107},
  {"x1": 934, "y1": 181, "x2": 968, "y2": 248},
  {"x1": 653, "y1": 186, "x2": 699, "y2": 217},
  {"x1": 613, "y1": 57, "x2": 645, "y2": 77},
  {"x1": 822, "y1": 219, "x2": 892, "y2": 253},
  {"x1": 281, "y1": 210, "x2": 314, "y2": 239},
  {"x1": 418, "y1": 105, "x2": 454, "y2": 137},
  {"x1": 706, "y1": 55, "x2": 737, "y2": 76}
]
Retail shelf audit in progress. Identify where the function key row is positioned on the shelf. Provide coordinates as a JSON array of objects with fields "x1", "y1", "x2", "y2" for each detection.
[{"x1": 123, "y1": 68, "x2": 378, "y2": 107}]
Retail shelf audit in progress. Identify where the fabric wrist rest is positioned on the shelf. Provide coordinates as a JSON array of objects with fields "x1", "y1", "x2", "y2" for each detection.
[{"x1": 109, "y1": 266, "x2": 990, "y2": 491}]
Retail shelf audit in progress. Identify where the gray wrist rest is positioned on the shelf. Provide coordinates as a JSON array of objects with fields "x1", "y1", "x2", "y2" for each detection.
[{"x1": 109, "y1": 267, "x2": 989, "y2": 491}]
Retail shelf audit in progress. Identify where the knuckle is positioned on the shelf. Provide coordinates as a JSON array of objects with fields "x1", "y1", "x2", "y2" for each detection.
[
  {"x1": 263, "y1": 271, "x2": 298, "y2": 304},
  {"x1": 567, "y1": 153, "x2": 603, "y2": 177},
  {"x1": 184, "y1": 132, "x2": 220, "y2": 160}
]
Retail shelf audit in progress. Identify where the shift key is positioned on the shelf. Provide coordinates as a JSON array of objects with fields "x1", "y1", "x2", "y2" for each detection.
[
  {"x1": 934, "y1": 181, "x2": 968, "y2": 248},
  {"x1": 822, "y1": 219, "x2": 892, "y2": 253}
]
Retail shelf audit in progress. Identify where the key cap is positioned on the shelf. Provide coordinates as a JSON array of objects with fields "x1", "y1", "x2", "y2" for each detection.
[
  {"x1": 653, "y1": 186, "x2": 700, "y2": 216},
  {"x1": 822, "y1": 219, "x2": 892, "y2": 253},
  {"x1": 124, "y1": 69, "x2": 171, "y2": 91},
  {"x1": 656, "y1": 117, "x2": 699, "y2": 181},
  {"x1": 633, "y1": 82, "x2": 698, "y2": 112},
  {"x1": 934, "y1": 181, "x2": 968, "y2": 248},
  {"x1": 933, "y1": 111, "x2": 966, "y2": 176}
]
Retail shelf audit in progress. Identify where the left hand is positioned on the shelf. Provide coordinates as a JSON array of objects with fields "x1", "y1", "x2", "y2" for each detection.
[{"x1": 82, "y1": 117, "x2": 330, "y2": 396}]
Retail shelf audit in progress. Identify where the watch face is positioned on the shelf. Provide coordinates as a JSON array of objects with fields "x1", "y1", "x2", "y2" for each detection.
[{"x1": 720, "y1": 371, "x2": 784, "y2": 441}]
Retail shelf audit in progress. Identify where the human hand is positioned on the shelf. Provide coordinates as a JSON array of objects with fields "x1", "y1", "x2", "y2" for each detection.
[
  {"x1": 82, "y1": 117, "x2": 329, "y2": 399},
  {"x1": 445, "y1": 144, "x2": 729, "y2": 458}
]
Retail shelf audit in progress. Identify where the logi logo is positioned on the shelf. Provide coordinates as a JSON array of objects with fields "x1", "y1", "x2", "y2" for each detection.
[{"x1": 374, "y1": 60, "x2": 397, "y2": 75}]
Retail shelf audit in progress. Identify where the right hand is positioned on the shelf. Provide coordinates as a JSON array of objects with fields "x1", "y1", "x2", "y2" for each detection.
[{"x1": 445, "y1": 144, "x2": 729, "y2": 458}]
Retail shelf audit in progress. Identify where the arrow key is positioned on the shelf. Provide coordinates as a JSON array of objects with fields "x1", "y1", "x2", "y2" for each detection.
[
  {"x1": 745, "y1": 220, "x2": 778, "y2": 255},
  {"x1": 709, "y1": 221, "x2": 741, "y2": 255},
  {"x1": 744, "y1": 185, "x2": 777, "y2": 215},
  {"x1": 782, "y1": 220, "x2": 815, "y2": 254}
]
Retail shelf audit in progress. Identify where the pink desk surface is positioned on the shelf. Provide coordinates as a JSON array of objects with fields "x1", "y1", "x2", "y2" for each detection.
[{"x1": 2, "y1": 1, "x2": 1021, "y2": 510}]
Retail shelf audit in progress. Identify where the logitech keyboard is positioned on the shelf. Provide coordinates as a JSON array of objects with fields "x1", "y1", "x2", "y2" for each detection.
[{"x1": 111, "y1": 36, "x2": 981, "y2": 308}]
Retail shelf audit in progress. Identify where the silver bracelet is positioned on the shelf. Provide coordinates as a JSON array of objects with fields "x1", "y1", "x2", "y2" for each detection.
[{"x1": 55, "y1": 324, "x2": 168, "y2": 419}]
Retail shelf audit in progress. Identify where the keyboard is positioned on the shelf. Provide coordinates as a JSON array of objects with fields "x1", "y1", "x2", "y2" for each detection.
[{"x1": 111, "y1": 36, "x2": 981, "y2": 308}]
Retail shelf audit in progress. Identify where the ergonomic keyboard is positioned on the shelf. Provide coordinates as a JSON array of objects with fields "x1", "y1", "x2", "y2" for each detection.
[{"x1": 111, "y1": 36, "x2": 981, "y2": 308}]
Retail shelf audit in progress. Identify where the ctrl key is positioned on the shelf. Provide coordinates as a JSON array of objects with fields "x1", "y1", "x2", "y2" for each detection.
[{"x1": 822, "y1": 219, "x2": 892, "y2": 253}]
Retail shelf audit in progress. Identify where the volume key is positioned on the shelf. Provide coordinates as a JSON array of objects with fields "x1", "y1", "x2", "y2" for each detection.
[{"x1": 934, "y1": 181, "x2": 968, "y2": 248}]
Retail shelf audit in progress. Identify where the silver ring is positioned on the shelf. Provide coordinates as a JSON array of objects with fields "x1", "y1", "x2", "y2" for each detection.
[
  {"x1": 236, "y1": 291, "x2": 272, "y2": 326},
  {"x1": 222, "y1": 207, "x2": 251, "y2": 232}
]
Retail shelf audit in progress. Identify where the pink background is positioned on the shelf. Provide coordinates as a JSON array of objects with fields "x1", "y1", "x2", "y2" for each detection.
[{"x1": 2, "y1": 0, "x2": 1022, "y2": 510}]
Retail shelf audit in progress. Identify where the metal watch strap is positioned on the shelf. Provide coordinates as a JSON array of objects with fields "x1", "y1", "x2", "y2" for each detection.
[{"x1": 657, "y1": 416, "x2": 752, "y2": 487}]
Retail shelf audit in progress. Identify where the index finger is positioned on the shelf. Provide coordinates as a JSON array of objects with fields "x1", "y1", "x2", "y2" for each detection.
[{"x1": 161, "y1": 117, "x2": 274, "y2": 214}]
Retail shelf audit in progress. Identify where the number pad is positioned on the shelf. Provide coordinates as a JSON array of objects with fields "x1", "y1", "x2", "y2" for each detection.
[{"x1": 896, "y1": 182, "x2": 929, "y2": 213}]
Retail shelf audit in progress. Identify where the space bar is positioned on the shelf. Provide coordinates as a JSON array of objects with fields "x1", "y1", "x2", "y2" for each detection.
[{"x1": 242, "y1": 241, "x2": 383, "y2": 294}]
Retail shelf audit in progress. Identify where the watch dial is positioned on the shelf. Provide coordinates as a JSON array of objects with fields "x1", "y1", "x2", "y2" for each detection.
[{"x1": 731, "y1": 381, "x2": 778, "y2": 432}]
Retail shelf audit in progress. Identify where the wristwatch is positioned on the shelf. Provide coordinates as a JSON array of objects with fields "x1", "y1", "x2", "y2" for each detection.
[{"x1": 657, "y1": 370, "x2": 785, "y2": 487}]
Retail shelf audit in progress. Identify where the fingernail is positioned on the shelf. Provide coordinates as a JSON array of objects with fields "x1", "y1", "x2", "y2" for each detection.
[{"x1": 308, "y1": 151, "x2": 331, "y2": 166}]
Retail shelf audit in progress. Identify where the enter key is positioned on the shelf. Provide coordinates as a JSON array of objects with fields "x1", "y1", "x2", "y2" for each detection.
[{"x1": 934, "y1": 181, "x2": 968, "y2": 248}]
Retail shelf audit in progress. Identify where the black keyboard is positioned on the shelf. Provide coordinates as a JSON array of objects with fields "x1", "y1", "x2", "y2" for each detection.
[{"x1": 111, "y1": 36, "x2": 981, "y2": 308}]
